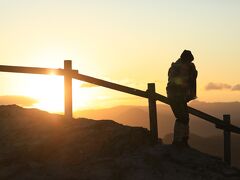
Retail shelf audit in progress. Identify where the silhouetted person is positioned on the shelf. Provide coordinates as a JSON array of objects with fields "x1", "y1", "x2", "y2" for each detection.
[{"x1": 167, "y1": 50, "x2": 198, "y2": 147}]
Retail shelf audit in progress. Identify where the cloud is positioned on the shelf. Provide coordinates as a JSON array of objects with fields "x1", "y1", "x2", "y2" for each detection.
[
  {"x1": 0, "y1": 96, "x2": 38, "y2": 106},
  {"x1": 80, "y1": 83, "x2": 98, "y2": 88},
  {"x1": 232, "y1": 84, "x2": 240, "y2": 91},
  {"x1": 205, "y1": 82, "x2": 232, "y2": 90}
]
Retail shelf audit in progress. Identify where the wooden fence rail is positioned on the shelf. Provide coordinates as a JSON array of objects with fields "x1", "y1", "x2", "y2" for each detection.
[
  {"x1": 73, "y1": 72, "x2": 240, "y2": 133},
  {"x1": 0, "y1": 65, "x2": 78, "y2": 76},
  {"x1": 72, "y1": 73, "x2": 148, "y2": 98},
  {"x1": 0, "y1": 60, "x2": 239, "y2": 166}
]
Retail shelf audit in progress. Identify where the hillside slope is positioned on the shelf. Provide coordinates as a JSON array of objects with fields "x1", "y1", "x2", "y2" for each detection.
[{"x1": 0, "y1": 105, "x2": 239, "y2": 180}]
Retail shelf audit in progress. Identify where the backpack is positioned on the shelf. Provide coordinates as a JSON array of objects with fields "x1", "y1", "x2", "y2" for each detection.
[{"x1": 167, "y1": 61, "x2": 197, "y2": 101}]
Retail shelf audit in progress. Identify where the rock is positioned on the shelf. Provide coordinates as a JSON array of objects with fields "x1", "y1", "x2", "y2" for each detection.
[{"x1": 0, "y1": 105, "x2": 239, "y2": 180}]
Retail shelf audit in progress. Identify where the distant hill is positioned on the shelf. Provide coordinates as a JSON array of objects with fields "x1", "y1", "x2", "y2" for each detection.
[
  {"x1": 76, "y1": 101, "x2": 240, "y2": 138},
  {"x1": 0, "y1": 105, "x2": 239, "y2": 179}
]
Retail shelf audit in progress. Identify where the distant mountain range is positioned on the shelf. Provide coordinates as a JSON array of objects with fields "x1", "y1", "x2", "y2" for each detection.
[{"x1": 76, "y1": 101, "x2": 240, "y2": 138}]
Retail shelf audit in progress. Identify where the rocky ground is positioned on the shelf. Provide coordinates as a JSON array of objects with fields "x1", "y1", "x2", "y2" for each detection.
[{"x1": 0, "y1": 105, "x2": 239, "y2": 180}]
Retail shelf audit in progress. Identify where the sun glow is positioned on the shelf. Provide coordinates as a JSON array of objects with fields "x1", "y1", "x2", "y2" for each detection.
[
  {"x1": 24, "y1": 75, "x2": 64, "y2": 113},
  {"x1": 17, "y1": 74, "x2": 95, "y2": 113}
]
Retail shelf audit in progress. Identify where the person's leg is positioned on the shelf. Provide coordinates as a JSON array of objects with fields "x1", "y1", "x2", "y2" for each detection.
[
  {"x1": 181, "y1": 102, "x2": 190, "y2": 145},
  {"x1": 170, "y1": 99, "x2": 189, "y2": 146}
]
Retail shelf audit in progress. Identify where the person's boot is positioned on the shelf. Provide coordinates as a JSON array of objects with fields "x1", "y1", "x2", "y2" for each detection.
[
  {"x1": 172, "y1": 121, "x2": 184, "y2": 145},
  {"x1": 181, "y1": 137, "x2": 189, "y2": 148},
  {"x1": 180, "y1": 125, "x2": 190, "y2": 147},
  {"x1": 172, "y1": 122, "x2": 189, "y2": 148}
]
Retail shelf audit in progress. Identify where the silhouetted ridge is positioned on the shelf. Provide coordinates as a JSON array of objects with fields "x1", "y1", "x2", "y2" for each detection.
[{"x1": 0, "y1": 106, "x2": 239, "y2": 179}]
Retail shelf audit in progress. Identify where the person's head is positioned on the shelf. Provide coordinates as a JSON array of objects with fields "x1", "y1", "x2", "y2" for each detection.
[{"x1": 180, "y1": 50, "x2": 194, "y2": 63}]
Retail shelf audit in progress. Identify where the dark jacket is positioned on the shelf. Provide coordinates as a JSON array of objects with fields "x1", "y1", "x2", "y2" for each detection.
[{"x1": 167, "y1": 58, "x2": 198, "y2": 101}]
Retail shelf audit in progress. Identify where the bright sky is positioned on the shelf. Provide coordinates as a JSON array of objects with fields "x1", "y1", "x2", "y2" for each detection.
[{"x1": 0, "y1": 0, "x2": 239, "y2": 113}]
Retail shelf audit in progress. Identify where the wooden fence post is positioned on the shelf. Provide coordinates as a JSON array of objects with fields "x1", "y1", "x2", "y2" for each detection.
[
  {"x1": 147, "y1": 83, "x2": 158, "y2": 144},
  {"x1": 64, "y1": 60, "x2": 73, "y2": 120},
  {"x1": 223, "y1": 114, "x2": 231, "y2": 165}
]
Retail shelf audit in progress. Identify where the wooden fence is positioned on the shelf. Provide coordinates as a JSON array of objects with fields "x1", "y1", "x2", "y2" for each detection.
[{"x1": 0, "y1": 60, "x2": 240, "y2": 166}]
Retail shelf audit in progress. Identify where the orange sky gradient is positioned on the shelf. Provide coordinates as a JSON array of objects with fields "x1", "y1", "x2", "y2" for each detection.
[{"x1": 0, "y1": 0, "x2": 239, "y2": 114}]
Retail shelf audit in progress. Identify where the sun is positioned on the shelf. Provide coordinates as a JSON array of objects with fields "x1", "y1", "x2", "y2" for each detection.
[
  {"x1": 20, "y1": 74, "x2": 97, "y2": 113},
  {"x1": 22, "y1": 75, "x2": 64, "y2": 113}
]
